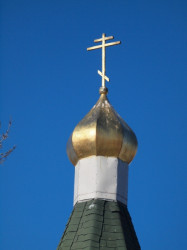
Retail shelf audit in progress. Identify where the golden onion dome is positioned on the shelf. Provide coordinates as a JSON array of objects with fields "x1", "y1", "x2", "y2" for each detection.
[{"x1": 67, "y1": 91, "x2": 138, "y2": 166}]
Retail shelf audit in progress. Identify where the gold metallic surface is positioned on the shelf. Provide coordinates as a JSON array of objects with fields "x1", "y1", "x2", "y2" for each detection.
[
  {"x1": 87, "y1": 33, "x2": 121, "y2": 91},
  {"x1": 99, "y1": 86, "x2": 108, "y2": 95},
  {"x1": 67, "y1": 94, "x2": 138, "y2": 166}
]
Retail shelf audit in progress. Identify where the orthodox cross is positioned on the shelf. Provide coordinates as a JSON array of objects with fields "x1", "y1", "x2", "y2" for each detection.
[{"x1": 87, "y1": 33, "x2": 121, "y2": 92}]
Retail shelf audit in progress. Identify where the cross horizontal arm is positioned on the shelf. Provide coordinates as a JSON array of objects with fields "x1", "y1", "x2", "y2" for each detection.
[
  {"x1": 104, "y1": 41, "x2": 121, "y2": 47},
  {"x1": 87, "y1": 44, "x2": 102, "y2": 51},
  {"x1": 98, "y1": 70, "x2": 110, "y2": 82},
  {"x1": 87, "y1": 41, "x2": 121, "y2": 51},
  {"x1": 94, "y1": 36, "x2": 114, "y2": 43}
]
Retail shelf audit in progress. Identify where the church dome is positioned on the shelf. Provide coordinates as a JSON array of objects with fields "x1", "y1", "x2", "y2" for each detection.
[{"x1": 67, "y1": 92, "x2": 138, "y2": 166}]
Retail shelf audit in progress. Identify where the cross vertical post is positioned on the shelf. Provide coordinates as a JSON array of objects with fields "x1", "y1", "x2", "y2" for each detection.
[
  {"x1": 102, "y1": 33, "x2": 106, "y2": 88},
  {"x1": 87, "y1": 33, "x2": 121, "y2": 94}
]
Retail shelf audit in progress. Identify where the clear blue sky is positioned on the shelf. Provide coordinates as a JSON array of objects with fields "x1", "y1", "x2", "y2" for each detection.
[{"x1": 0, "y1": 0, "x2": 186, "y2": 249}]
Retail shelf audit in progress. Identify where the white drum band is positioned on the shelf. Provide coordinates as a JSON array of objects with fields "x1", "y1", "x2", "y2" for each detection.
[{"x1": 74, "y1": 156, "x2": 129, "y2": 206}]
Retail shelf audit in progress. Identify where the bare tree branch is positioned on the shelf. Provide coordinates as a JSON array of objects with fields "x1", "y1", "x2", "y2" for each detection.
[{"x1": 0, "y1": 120, "x2": 16, "y2": 164}]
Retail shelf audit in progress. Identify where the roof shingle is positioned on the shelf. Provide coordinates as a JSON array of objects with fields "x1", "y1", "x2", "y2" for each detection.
[{"x1": 57, "y1": 199, "x2": 140, "y2": 250}]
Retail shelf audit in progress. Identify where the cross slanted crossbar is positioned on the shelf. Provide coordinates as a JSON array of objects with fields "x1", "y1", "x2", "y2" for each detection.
[{"x1": 87, "y1": 33, "x2": 121, "y2": 93}]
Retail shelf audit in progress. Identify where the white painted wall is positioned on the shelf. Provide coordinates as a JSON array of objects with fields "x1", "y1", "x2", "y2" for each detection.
[{"x1": 74, "y1": 156, "x2": 129, "y2": 205}]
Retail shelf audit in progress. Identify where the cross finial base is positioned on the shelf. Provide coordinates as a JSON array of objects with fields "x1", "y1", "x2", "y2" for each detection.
[{"x1": 99, "y1": 86, "x2": 108, "y2": 95}]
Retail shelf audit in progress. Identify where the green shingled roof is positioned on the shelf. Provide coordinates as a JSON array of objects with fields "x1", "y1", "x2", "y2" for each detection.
[{"x1": 57, "y1": 199, "x2": 140, "y2": 250}]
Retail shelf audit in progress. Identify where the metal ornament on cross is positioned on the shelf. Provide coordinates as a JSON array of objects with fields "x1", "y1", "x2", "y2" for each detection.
[{"x1": 87, "y1": 33, "x2": 121, "y2": 94}]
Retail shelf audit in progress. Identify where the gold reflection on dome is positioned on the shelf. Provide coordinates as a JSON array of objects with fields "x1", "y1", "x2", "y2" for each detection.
[{"x1": 67, "y1": 94, "x2": 138, "y2": 166}]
